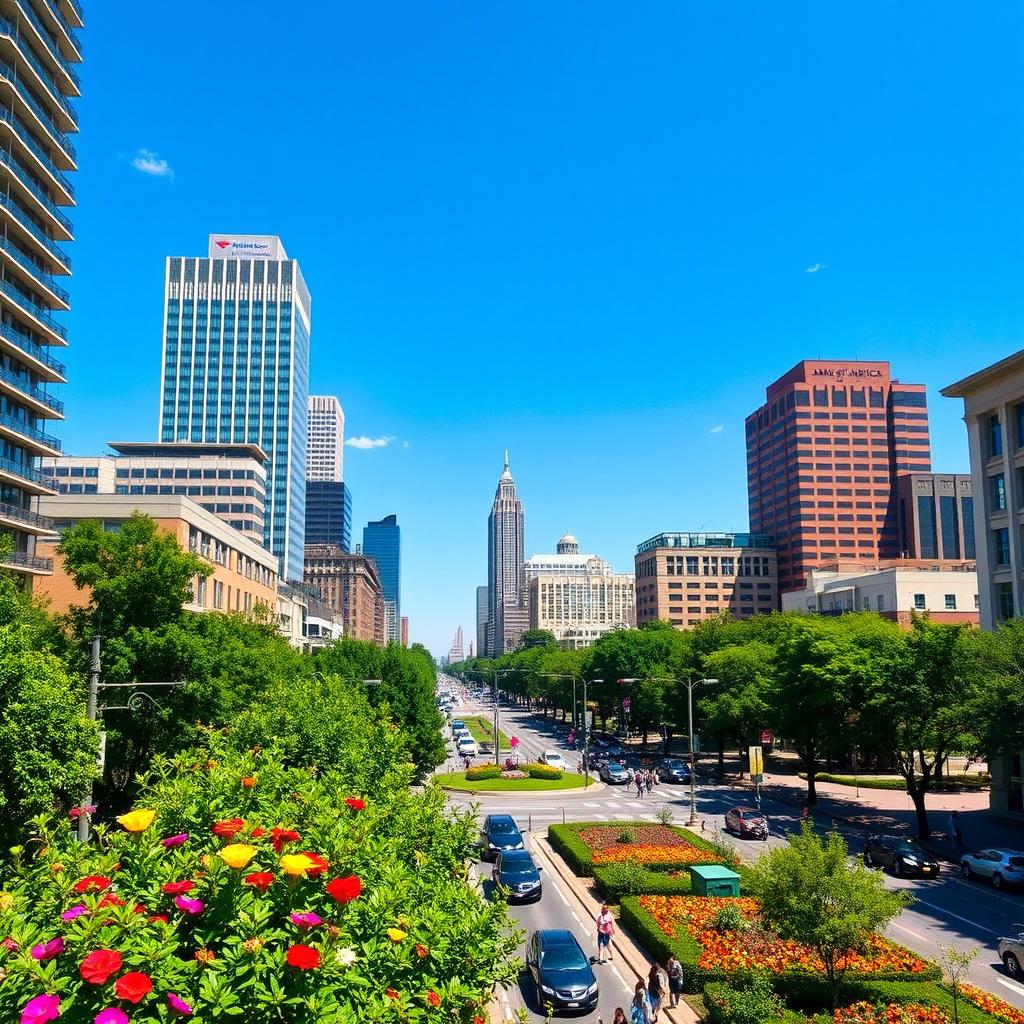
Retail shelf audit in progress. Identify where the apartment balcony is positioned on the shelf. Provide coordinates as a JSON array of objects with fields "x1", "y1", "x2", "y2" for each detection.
[
  {"x1": 0, "y1": 20, "x2": 76, "y2": 133},
  {"x1": 0, "y1": 407, "x2": 60, "y2": 454},
  {"x1": 0, "y1": 103, "x2": 73, "y2": 202},
  {"x1": 9, "y1": 1, "x2": 80, "y2": 96},
  {"x1": 0, "y1": 58, "x2": 75, "y2": 168},
  {"x1": 0, "y1": 316, "x2": 64, "y2": 383},
  {"x1": 56, "y1": 0, "x2": 79, "y2": 31},
  {"x1": 0, "y1": 359, "x2": 60, "y2": 416},
  {"x1": 3, "y1": 548, "x2": 51, "y2": 573},
  {"x1": 0, "y1": 278, "x2": 68, "y2": 351},
  {"x1": 0, "y1": 495, "x2": 53, "y2": 534},
  {"x1": 0, "y1": 452, "x2": 56, "y2": 493},
  {"x1": 29, "y1": 0, "x2": 80, "y2": 63},
  {"x1": 0, "y1": 190, "x2": 70, "y2": 273},
  {"x1": 0, "y1": 237, "x2": 69, "y2": 312},
  {"x1": 0, "y1": 145, "x2": 72, "y2": 238}
]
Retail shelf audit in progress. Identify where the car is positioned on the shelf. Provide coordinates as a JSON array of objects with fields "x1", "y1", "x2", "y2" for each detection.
[
  {"x1": 863, "y1": 836, "x2": 940, "y2": 878},
  {"x1": 450, "y1": 719, "x2": 465, "y2": 731},
  {"x1": 457, "y1": 737, "x2": 478, "y2": 757},
  {"x1": 998, "y1": 928, "x2": 1024, "y2": 979},
  {"x1": 525, "y1": 929, "x2": 599, "y2": 1013},
  {"x1": 725, "y1": 805, "x2": 768, "y2": 840},
  {"x1": 541, "y1": 751, "x2": 567, "y2": 771},
  {"x1": 604, "y1": 743, "x2": 627, "y2": 757},
  {"x1": 658, "y1": 758, "x2": 693, "y2": 784},
  {"x1": 599, "y1": 762, "x2": 630, "y2": 785},
  {"x1": 492, "y1": 850, "x2": 542, "y2": 902},
  {"x1": 480, "y1": 814, "x2": 525, "y2": 861},
  {"x1": 452, "y1": 725, "x2": 471, "y2": 739},
  {"x1": 961, "y1": 849, "x2": 1024, "y2": 890}
]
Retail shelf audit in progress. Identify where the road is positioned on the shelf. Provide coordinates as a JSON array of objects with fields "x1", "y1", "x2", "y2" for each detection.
[{"x1": 439, "y1": 679, "x2": 1024, "y2": 1020}]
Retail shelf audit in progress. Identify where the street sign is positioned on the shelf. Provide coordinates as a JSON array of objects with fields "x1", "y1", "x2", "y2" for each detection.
[
  {"x1": 761, "y1": 729, "x2": 773, "y2": 745},
  {"x1": 748, "y1": 745, "x2": 764, "y2": 777},
  {"x1": 623, "y1": 698, "x2": 632, "y2": 712}
]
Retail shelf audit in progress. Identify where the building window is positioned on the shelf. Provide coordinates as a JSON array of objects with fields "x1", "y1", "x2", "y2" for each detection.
[
  {"x1": 989, "y1": 413, "x2": 1003, "y2": 458},
  {"x1": 962, "y1": 496, "x2": 975, "y2": 560},
  {"x1": 939, "y1": 495, "x2": 959, "y2": 559},
  {"x1": 1017, "y1": 403, "x2": 1024, "y2": 448},
  {"x1": 914, "y1": 593, "x2": 926, "y2": 611},
  {"x1": 876, "y1": 594, "x2": 885, "y2": 611},
  {"x1": 993, "y1": 527, "x2": 1011, "y2": 566},
  {"x1": 996, "y1": 581, "x2": 1015, "y2": 621},
  {"x1": 917, "y1": 495, "x2": 937, "y2": 559},
  {"x1": 944, "y1": 594, "x2": 956, "y2": 610},
  {"x1": 990, "y1": 474, "x2": 1007, "y2": 511}
]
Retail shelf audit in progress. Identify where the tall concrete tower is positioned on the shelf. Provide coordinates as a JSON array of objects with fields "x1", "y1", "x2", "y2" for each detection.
[{"x1": 487, "y1": 451, "x2": 525, "y2": 656}]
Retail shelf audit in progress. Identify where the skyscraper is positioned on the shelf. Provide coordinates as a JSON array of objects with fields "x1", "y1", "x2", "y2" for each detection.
[
  {"x1": 487, "y1": 452, "x2": 525, "y2": 656},
  {"x1": 363, "y1": 514, "x2": 400, "y2": 643},
  {"x1": 745, "y1": 360, "x2": 932, "y2": 594},
  {"x1": 307, "y1": 395, "x2": 344, "y2": 481},
  {"x1": 305, "y1": 480, "x2": 352, "y2": 551},
  {"x1": 0, "y1": 2, "x2": 82, "y2": 579},
  {"x1": 447, "y1": 626, "x2": 464, "y2": 664},
  {"x1": 158, "y1": 235, "x2": 310, "y2": 581},
  {"x1": 475, "y1": 584, "x2": 489, "y2": 659}
]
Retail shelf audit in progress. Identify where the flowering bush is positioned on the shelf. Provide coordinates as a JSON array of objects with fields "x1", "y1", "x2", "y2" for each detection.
[
  {"x1": 0, "y1": 735, "x2": 518, "y2": 1023},
  {"x1": 499, "y1": 771, "x2": 527, "y2": 780},
  {"x1": 593, "y1": 843, "x2": 730, "y2": 867},
  {"x1": 580, "y1": 824, "x2": 735, "y2": 868},
  {"x1": 959, "y1": 985, "x2": 1024, "y2": 1024},
  {"x1": 832, "y1": 1002, "x2": 950, "y2": 1023}
]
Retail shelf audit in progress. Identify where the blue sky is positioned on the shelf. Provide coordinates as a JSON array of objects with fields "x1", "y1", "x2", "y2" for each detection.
[{"x1": 65, "y1": 2, "x2": 1024, "y2": 656}]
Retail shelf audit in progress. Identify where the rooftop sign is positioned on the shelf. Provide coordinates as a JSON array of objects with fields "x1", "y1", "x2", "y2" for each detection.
[{"x1": 208, "y1": 234, "x2": 285, "y2": 260}]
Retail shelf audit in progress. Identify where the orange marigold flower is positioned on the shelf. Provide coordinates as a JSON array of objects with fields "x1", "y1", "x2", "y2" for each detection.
[
  {"x1": 427, "y1": 991, "x2": 441, "y2": 1008},
  {"x1": 194, "y1": 948, "x2": 216, "y2": 963},
  {"x1": 415, "y1": 943, "x2": 429, "y2": 958}
]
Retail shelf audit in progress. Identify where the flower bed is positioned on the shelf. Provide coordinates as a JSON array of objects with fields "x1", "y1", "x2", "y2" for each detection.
[
  {"x1": 960, "y1": 985, "x2": 1024, "y2": 1024},
  {"x1": 832, "y1": 1002, "x2": 950, "y2": 1023}
]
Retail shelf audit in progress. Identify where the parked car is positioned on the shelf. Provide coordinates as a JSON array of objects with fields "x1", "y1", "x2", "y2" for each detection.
[
  {"x1": 604, "y1": 742, "x2": 626, "y2": 757},
  {"x1": 599, "y1": 762, "x2": 630, "y2": 785},
  {"x1": 724, "y1": 805, "x2": 768, "y2": 840},
  {"x1": 998, "y1": 928, "x2": 1024, "y2": 979},
  {"x1": 480, "y1": 814, "x2": 525, "y2": 861},
  {"x1": 863, "y1": 836, "x2": 940, "y2": 878},
  {"x1": 457, "y1": 737, "x2": 478, "y2": 758},
  {"x1": 525, "y1": 929, "x2": 599, "y2": 1013},
  {"x1": 492, "y1": 850, "x2": 542, "y2": 902},
  {"x1": 658, "y1": 758, "x2": 693, "y2": 784},
  {"x1": 961, "y1": 849, "x2": 1024, "y2": 890},
  {"x1": 541, "y1": 751, "x2": 567, "y2": 771},
  {"x1": 450, "y1": 719, "x2": 466, "y2": 732}
]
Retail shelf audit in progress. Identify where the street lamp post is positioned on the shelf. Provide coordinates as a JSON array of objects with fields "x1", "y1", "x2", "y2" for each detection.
[
  {"x1": 491, "y1": 669, "x2": 521, "y2": 766},
  {"x1": 683, "y1": 676, "x2": 718, "y2": 826}
]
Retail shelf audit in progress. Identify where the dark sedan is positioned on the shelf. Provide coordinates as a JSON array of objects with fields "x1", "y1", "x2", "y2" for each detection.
[
  {"x1": 725, "y1": 805, "x2": 768, "y2": 840},
  {"x1": 480, "y1": 814, "x2": 524, "y2": 861},
  {"x1": 525, "y1": 929, "x2": 598, "y2": 1013},
  {"x1": 658, "y1": 758, "x2": 693, "y2": 784},
  {"x1": 599, "y1": 762, "x2": 630, "y2": 785},
  {"x1": 492, "y1": 850, "x2": 542, "y2": 902},
  {"x1": 863, "y1": 835, "x2": 940, "y2": 878}
]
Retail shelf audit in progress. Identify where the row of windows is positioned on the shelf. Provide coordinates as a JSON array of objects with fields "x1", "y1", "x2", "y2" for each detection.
[{"x1": 113, "y1": 467, "x2": 261, "y2": 481}]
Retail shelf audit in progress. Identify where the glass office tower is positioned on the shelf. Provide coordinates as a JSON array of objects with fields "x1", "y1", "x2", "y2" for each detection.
[
  {"x1": 158, "y1": 235, "x2": 310, "y2": 581},
  {"x1": 305, "y1": 480, "x2": 351, "y2": 552},
  {"x1": 362, "y1": 513, "x2": 400, "y2": 642},
  {"x1": 0, "y1": 1, "x2": 82, "y2": 579}
]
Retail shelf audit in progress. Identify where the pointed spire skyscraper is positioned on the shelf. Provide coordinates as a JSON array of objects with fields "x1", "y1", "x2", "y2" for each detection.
[{"x1": 487, "y1": 452, "x2": 526, "y2": 656}]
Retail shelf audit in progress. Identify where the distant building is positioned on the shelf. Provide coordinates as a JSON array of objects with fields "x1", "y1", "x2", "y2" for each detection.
[
  {"x1": 448, "y1": 626, "x2": 465, "y2": 664},
  {"x1": 895, "y1": 473, "x2": 974, "y2": 561},
  {"x1": 305, "y1": 592, "x2": 345, "y2": 649},
  {"x1": 363, "y1": 515, "x2": 401, "y2": 643},
  {"x1": 303, "y1": 543, "x2": 385, "y2": 645},
  {"x1": 305, "y1": 480, "x2": 352, "y2": 551},
  {"x1": 401, "y1": 615, "x2": 409, "y2": 647},
  {"x1": 524, "y1": 534, "x2": 635, "y2": 648},
  {"x1": 475, "y1": 585, "x2": 489, "y2": 659},
  {"x1": 487, "y1": 453, "x2": 525, "y2": 656},
  {"x1": 746, "y1": 360, "x2": 932, "y2": 595},
  {"x1": 307, "y1": 395, "x2": 344, "y2": 482},
  {"x1": 634, "y1": 532, "x2": 777, "y2": 627},
  {"x1": 781, "y1": 559, "x2": 978, "y2": 625}
]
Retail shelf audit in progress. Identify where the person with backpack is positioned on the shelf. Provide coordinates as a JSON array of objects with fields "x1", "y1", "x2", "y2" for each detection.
[
  {"x1": 630, "y1": 981, "x2": 653, "y2": 1024},
  {"x1": 666, "y1": 953, "x2": 684, "y2": 1007}
]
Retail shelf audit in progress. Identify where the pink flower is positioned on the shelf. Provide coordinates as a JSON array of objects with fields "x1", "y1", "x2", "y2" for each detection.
[
  {"x1": 289, "y1": 912, "x2": 323, "y2": 930},
  {"x1": 20, "y1": 994, "x2": 60, "y2": 1024},
  {"x1": 68, "y1": 804, "x2": 96, "y2": 820},
  {"x1": 94, "y1": 1011, "x2": 128, "y2": 1024},
  {"x1": 175, "y1": 896, "x2": 204, "y2": 915},
  {"x1": 167, "y1": 993, "x2": 193, "y2": 1016},
  {"x1": 30, "y1": 937, "x2": 64, "y2": 961},
  {"x1": 2, "y1": 936, "x2": 19, "y2": 951},
  {"x1": 161, "y1": 833, "x2": 188, "y2": 848},
  {"x1": 61, "y1": 905, "x2": 88, "y2": 922}
]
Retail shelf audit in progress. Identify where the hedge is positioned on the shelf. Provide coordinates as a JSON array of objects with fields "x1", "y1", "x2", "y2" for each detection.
[
  {"x1": 593, "y1": 864, "x2": 693, "y2": 903},
  {"x1": 801, "y1": 982, "x2": 1006, "y2": 1024},
  {"x1": 465, "y1": 763, "x2": 502, "y2": 780},
  {"x1": 527, "y1": 764, "x2": 563, "y2": 780},
  {"x1": 799, "y1": 772, "x2": 991, "y2": 793}
]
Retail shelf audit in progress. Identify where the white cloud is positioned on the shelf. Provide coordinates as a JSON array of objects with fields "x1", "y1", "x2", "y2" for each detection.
[
  {"x1": 345, "y1": 435, "x2": 394, "y2": 450},
  {"x1": 709, "y1": 425, "x2": 724, "y2": 434},
  {"x1": 132, "y1": 149, "x2": 174, "y2": 178},
  {"x1": 804, "y1": 262, "x2": 827, "y2": 274}
]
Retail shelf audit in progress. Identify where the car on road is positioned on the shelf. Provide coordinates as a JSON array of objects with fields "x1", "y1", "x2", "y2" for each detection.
[
  {"x1": 863, "y1": 835, "x2": 940, "y2": 878},
  {"x1": 450, "y1": 719, "x2": 465, "y2": 731},
  {"x1": 724, "y1": 805, "x2": 769, "y2": 840},
  {"x1": 457, "y1": 737, "x2": 478, "y2": 758},
  {"x1": 658, "y1": 758, "x2": 693, "y2": 784},
  {"x1": 599, "y1": 762, "x2": 630, "y2": 785},
  {"x1": 541, "y1": 751, "x2": 567, "y2": 771},
  {"x1": 480, "y1": 814, "x2": 525, "y2": 861},
  {"x1": 525, "y1": 929, "x2": 599, "y2": 1013},
  {"x1": 961, "y1": 849, "x2": 1024, "y2": 890},
  {"x1": 998, "y1": 928, "x2": 1024, "y2": 979},
  {"x1": 492, "y1": 850, "x2": 542, "y2": 902}
]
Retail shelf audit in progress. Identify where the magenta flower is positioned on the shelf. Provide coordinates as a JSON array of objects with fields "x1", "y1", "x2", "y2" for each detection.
[
  {"x1": 20, "y1": 993, "x2": 60, "y2": 1024},
  {"x1": 68, "y1": 805, "x2": 96, "y2": 820},
  {"x1": 174, "y1": 896, "x2": 204, "y2": 915},
  {"x1": 94, "y1": 1010, "x2": 128, "y2": 1024},
  {"x1": 61, "y1": 905, "x2": 88, "y2": 922},
  {"x1": 167, "y1": 993, "x2": 193, "y2": 1016},
  {"x1": 2, "y1": 936, "x2": 19, "y2": 951},
  {"x1": 161, "y1": 833, "x2": 189, "y2": 848},
  {"x1": 289, "y1": 911, "x2": 323, "y2": 930},
  {"x1": 30, "y1": 937, "x2": 65, "y2": 961}
]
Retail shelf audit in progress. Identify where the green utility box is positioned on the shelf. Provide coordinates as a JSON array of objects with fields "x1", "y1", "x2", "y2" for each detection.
[{"x1": 689, "y1": 864, "x2": 741, "y2": 897}]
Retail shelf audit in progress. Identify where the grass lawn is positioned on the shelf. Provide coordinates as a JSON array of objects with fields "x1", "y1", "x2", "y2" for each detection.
[
  {"x1": 461, "y1": 715, "x2": 511, "y2": 751},
  {"x1": 434, "y1": 771, "x2": 594, "y2": 791}
]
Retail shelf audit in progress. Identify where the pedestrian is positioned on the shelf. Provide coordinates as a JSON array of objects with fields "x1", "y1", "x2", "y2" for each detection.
[
  {"x1": 613, "y1": 1010, "x2": 628, "y2": 1024},
  {"x1": 630, "y1": 980, "x2": 653, "y2": 1024},
  {"x1": 948, "y1": 810, "x2": 963, "y2": 851},
  {"x1": 667, "y1": 953, "x2": 684, "y2": 1007},
  {"x1": 647, "y1": 963, "x2": 665, "y2": 1022},
  {"x1": 596, "y1": 903, "x2": 615, "y2": 962},
  {"x1": 635, "y1": 773, "x2": 644, "y2": 799}
]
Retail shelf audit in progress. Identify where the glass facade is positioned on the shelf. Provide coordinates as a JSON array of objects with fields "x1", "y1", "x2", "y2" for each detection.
[
  {"x1": 916, "y1": 495, "x2": 938, "y2": 559},
  {"x1": 939, "y1": 495, "x2": 959, "y2": 559},
  {"x1": 961, "y1": 496, "x2": 975, "y2": 559},
  {"x1": 362, "y1": 514, "x2": 400, "y2": 642},
  {"x1": 305, "y1": 480, "x2": 351, "y2": 552},
  {"x1": 159, "y1": 250, "x2": 310, "y2": 580}
]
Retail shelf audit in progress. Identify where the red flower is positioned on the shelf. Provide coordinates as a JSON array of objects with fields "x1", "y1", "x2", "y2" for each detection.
[
  {"x1": 326, "y1": 875, "x2": 361, "y2": 904},
  {"x1": 251, "y1": 826, "x2": 265, "y2": 838},
  {"x1": 427, "y1": 991, "x2": 441, "y2": 1008},
  {"x1": 286, "y1": 944, "x2": 320, "y2": 970},
  {"x1": 241, "y1": 777, "x2": 256, "y2": 789},
  {"x1": 415, "y1": 943, "x2": 429, "y2": 958},
  {"x1": 148, "y1": 914, "x2": 169, "y2": 924},
  {"x1": 244, "y1": 871, "x2": 274, "y2": 892},
  {"x1": 344, "y1": 797, "x2": 365, "y2": 811},
  {"x1": 299, "y1": 852, "x2": 329, "y2": 878},
  {"x1": 271, "y1": 828, "x2": 300, "y2": 853},
  {"x1": 115, "y1": 971, "x2": 153, "y2": 1004},
  {"x1": 386, "y1": 989, "x2": 399, "y2": 1000},
  {"x1": 212, "y1": 818, "x2": 245, "y2": 838},
  {"x1": 97, "y1": 893, "x2": 126, "y2": 909},
  {"x1": 80, "y1": 949, "x2": 123, "y2": 985},
  {"x1": 162, "y1": 881, "x2": 195, "y2": 895},
  {"x1": 73, "y1": 875, "x2": 110, "y2": 894}
]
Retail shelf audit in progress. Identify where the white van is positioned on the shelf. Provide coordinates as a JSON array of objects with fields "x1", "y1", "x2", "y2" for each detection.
[{"x1": 457, "y1": 736, "x2": 478, "y2": 758}]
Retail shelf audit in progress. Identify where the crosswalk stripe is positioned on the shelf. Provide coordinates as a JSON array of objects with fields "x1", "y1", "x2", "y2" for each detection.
[
  {"x1": 612, "y1": 813, "x2": 630, "y2": 820},
  {"x1": 594, "y1": 814, "x2": 609, "y2": 821},
  {"x1": 582, "y1": 802, "x2": 600, "y2": 808}
]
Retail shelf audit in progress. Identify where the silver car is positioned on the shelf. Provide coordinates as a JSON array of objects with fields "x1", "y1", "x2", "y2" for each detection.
[
  {"x1": 998, "y1": 928, "x2": 1024, "y2": 979},
  {"x1": 960, "y1": 848, "x2": 1024, "y2": 890}
]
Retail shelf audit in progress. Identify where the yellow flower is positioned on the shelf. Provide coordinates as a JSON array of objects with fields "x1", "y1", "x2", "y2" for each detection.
[
  {"x1": 279, "y1": 853, "x2": 317, "y2": 877},
  {"x1": 0, "y1": 892, "x2": 13, "y2": 911},
  {"x1": 387, "y1": 928, "x2": 408, "y2": 943},
  {"x1": 219, "y1": 843, "x2": 258, "y2": 870},
  {"x1": 116, "y1": 809, "x2": 156, "y2": 833}
]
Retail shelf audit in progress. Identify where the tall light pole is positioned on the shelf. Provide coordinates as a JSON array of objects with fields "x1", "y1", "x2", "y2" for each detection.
[
  {"x1": 683, "y1": 676, "x2": 718, "y2": 825},
  {"x1": 491, "y1": 668, "x2": 521, "y2": 766}
]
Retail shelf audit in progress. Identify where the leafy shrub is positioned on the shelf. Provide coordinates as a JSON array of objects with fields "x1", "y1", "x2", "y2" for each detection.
[
  {"x1": 656, "y1": 806, "x2": 674, "y2": 825},
  {"x1": 593, "y1": 864, "x2": 692, "y2": 903},
  {"x1": 712, "y1": 904, "x2": 749, "y2": 933},
  {"x1": 705, "y1": 976, "x2": 787, "y2": 1024},
  {"x1": 548, "y1": 825, "x2": 594, "y2": 875},
  {"x1": 465, "y1": 764, "x2": 502, "y2": 780},
  {"x1": 526, "y1": 764, "x2": 562, "y2": 780},
  {"x1": 617, "y1": 827, "x2": 636, "y2": 844}
]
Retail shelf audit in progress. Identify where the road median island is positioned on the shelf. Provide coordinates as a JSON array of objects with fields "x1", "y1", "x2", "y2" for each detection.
[{"x1": 433, "y1": 770, "x2": 601, "y2": 794}]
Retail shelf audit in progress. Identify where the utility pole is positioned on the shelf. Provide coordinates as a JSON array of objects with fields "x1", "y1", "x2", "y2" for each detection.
[{"x1": 684, "y1": 676, "x2": 718, "y2": 826}]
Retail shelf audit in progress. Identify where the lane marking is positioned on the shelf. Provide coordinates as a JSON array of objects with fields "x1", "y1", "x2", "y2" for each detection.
[
  {"x1": 582, "y1": 802, "x2": 600, "y2": 808},
  {"x1": 613, "y1": 813, "x2": 630, "y2": 820},
  {"x1": 611, "y1": 964, "x2": 627, "y2": 986},
  {"x1": 913, "y1": 900, "x2": 994, "y2": 935},
  {"x1": 571, "y1": 910, "x2": 584, "y2": 927},
  {"x1": 893, "y1": 922, "x2": 930, "y2": 943},
  {"x1": 996, "y1": 977, "x2": 1024, "y2": 997},
  {"x1": 594, "y1": 814, "x2": 609, "y2": 821}
]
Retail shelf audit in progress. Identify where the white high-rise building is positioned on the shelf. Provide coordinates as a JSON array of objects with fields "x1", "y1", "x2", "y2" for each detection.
[
  {"x1": 307, "y1": 395, "x2": 344, "y2": 482},
  {"x1": 448, "y1": 626, "x2": 465, "y2": 664},
  {"x1": 487, "y1": 453, "x2": 525, "y2": 656}
]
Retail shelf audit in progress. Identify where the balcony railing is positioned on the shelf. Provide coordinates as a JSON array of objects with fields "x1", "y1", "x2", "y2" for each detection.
[
  {"x1": 0, "y1": 59, "x2": 75, "y2": 162},
  {"x1": 34, "y1": 0, "x2": 81, "y2": 56},
  {"x1": 0, "y1": 237, "x2": 69, "y2": 305},
  {"x1": 0, "y1": 359, "x2": 61, "y2": 413},
  {"x1": 0, "y1": 147, "x2": 71, "y2": 232},
  {"x1": 0, "y1": 17, "x2": 76, "y2": 125},
  {"x1": 14, "y1": 2, "x2": 80, "y2": 89},
  {"x1": 0, "y1": 497, "x2": 52, "y2": 529},
  {"x1": 0, "y1": 191, "x2": 69, "y2": 268},
  {"x1": 0, "y1": 103, "x2": 73, "y2": 196},
  {"x1": 3, "y1": 549, "x2": 52, "y2": 571},
  {"x1": 60, "y1": 0, "x2": 82, "y2": 28},
  {"x1": 0, "y1": 313, "x2": 66, "y2": 378},
  {"x1": 0, "y1": 452, "x2": 57, "y2": 488},
  {"x1": 0, "y1": 408, "x2": 59, "y2": 449},
  {"x1": 0, "y1": 278, "x2": 68, "y2": 344}
]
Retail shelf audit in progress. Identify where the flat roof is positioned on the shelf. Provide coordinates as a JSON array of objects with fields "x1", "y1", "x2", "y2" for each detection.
[
  {"x1": 108, "y1": 441, "x2": 268, "y2": 463},
  {"x1": 636, "y1": 532, "x2": 774, "y2": 554},
  {"x1": 942, "y1": 348, "x2": 1024, "y2": 398}
]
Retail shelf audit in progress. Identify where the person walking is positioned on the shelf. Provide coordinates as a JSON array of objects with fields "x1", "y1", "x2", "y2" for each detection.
[
  {"x1": 635, "y1": 772, "x2": 644, "y2": 799},
  {"x1": 647, "y1": 963, "x2": 665, "y2": 1022},
  {"x1": 612, "y1": 1009, "x2": 628, "y2": 1024},
  {"x1": 596, "y1": 903, "x2": 615, "y2": 962},
  {"x1": 667, "y1": 953, "x2": 684, "y2": 1007},
  {"x1": 948, "y1": 810, "x2": 963, "y2": 852},
  {"x1": 630, "y1": 981, "x2": 653, "y2": 1024}
]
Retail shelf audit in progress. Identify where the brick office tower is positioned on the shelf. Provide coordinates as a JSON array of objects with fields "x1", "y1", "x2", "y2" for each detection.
[{"x1": 746, "y1": 360, "x2": 932, "y2": 595}]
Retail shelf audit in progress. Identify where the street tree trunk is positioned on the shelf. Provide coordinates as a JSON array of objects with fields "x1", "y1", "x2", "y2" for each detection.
[{"x1": 717, "y1": 733, "x2": 725, "y2": 779}]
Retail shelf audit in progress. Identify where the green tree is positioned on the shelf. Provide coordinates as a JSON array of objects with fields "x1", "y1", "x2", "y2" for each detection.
[
  {"x1": 518, "y1": 628, "x2": 557, "y2": 650},
  {"x1": 749, "y1": 823, "x2": 912, "y2": 1009}
]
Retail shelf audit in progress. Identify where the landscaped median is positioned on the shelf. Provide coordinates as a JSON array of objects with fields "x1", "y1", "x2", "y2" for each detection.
[
  {"x1": 459, "y1": 715, "x2": 511, "y2": 751},
  {"x1": 434, "y1": 766, "x2": 595, "y2": 792},
  {"x1": 798, "y1": 771, "x2": 991, "y2": 793}
]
